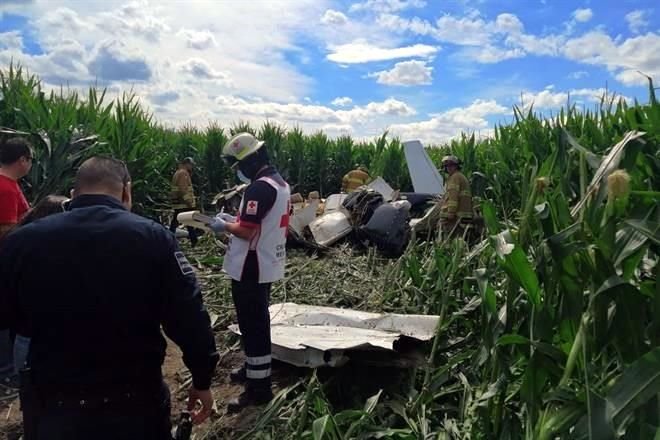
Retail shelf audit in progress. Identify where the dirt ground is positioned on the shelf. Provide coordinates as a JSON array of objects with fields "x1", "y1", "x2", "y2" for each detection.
[{"x1": 0, "y1": 340, "x2": 272, "y2": 440}]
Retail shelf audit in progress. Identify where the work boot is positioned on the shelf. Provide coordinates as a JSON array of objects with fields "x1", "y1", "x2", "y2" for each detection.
[
  {"x1": 229, "y1": 366, "x2": 247, "y2": 384},
  {"x1": 227, "y1": 388, "x2": 273, "y2": 414}
]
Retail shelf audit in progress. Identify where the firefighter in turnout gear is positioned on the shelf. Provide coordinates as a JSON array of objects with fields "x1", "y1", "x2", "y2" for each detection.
[
  {"x1": 209, "y1": 132, "x2": 290, "y2": 413},
  {"x1": 341, "y1": 165, "x2": 370, "y2": 193},
  {"x1": 440, "y1": 155, "x2": 473, "y2": 236},
  {"x1": 170, "y1": 157, "x2": 199, "y2": 247}
]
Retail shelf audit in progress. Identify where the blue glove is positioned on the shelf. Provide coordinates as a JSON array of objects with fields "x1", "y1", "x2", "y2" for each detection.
[
  {"x1": 209, "y1": 217, "x2": 227, "y2": 235},
  {"x1": 216, "y1": 212, "x2": 236, "y2": 223}
]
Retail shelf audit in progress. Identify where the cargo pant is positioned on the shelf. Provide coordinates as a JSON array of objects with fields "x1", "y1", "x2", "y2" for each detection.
[{"x1": 231, "y1": 280, "x2": 272, "y2": 394}]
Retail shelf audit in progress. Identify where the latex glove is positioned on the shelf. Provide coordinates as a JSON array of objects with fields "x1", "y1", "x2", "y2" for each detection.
[
  {"x1": 216, "y1": 212, "x2": 236, "y2": 223},
  {"x1": 208, "y1": 217, "x2": 226, "y2": 235}
]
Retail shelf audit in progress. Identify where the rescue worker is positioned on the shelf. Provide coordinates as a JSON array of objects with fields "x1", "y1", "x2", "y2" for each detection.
[
  {"x1": 170, "y1": 156, "x2": 198, "y2": 247},
  {"x1": 341, "y1": 165, "x2": 370, "y2": 193},
  {"x1": 0, "y1": 156, "x2": 219, "y2": 439},
  {"x1": 0, "y1": 137, "x2": 32, "y2": 397},
  {"x1": 208, "y1": 133, "x2": 290, "y2": 413},
  {"x1": 439, "y1": 155, "x2": 473, "y2": 236}
]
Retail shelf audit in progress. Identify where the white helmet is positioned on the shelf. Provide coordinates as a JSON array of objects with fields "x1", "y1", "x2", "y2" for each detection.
[{"x1": 222, "y1": 132, "x2": 264, "y2": 165}]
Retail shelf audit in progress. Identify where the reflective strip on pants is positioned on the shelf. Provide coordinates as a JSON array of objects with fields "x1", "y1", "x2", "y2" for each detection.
[
  {"x1": 246, "y1": 368, "x2": 272, "y2": 379},
  {"x1": 247, "y1": 354, "x2": 272, "y2": 366}
]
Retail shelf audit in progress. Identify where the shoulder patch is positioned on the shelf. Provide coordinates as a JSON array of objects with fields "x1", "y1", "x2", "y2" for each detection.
[
  {"x1": 174, "y1": 251, "x2": 194, "y2": 276},
  {"x1": 246, "y1": 200, "x2": 258, "y2": 215}
]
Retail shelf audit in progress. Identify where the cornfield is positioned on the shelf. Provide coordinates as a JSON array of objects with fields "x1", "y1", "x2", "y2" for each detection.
[{"x1": 1, "y1": 63, "x2": 659, "y2": 439}]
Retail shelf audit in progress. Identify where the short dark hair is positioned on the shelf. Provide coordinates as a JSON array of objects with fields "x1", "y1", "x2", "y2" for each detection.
[
  {"x1": 74, "y1": 156, "x2": 131, "y2": 193},
  {"x1": 0, "y1": 137, "x2": 32, "y2": 166}
]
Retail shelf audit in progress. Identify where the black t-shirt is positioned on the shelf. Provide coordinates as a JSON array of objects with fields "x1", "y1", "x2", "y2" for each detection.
[{"x1": 239, "y1": 166, "x2": 280, "y2": 281}]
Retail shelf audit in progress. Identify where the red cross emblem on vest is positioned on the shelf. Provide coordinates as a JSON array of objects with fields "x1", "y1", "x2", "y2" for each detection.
[{"x1": 246, "y1": 200, "x2": 258, "y2": 215}]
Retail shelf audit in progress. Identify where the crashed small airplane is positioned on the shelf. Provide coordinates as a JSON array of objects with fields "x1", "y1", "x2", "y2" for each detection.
[{"x1": 178, "y1": 139, "x2": 450, "y2": 254}]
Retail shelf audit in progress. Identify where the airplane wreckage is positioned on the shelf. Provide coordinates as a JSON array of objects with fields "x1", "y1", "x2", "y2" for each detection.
[
  {"x1": 178, "y1": 140, "x2": 460, "y2": 257},
  {"x1": 176, "y1": 141, "x2": 468, "y2": 369}
]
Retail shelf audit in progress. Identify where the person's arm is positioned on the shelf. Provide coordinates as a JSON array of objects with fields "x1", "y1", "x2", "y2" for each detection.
[
  {"x1": 211, "y1": 182, "x2": 276, "y2": 239},
  {"x1": 158, "y1": 234, "x2": 219, "y2": 424},
  {"x1": 225, "y1": 221, "x2": 257, "y2": 240}
]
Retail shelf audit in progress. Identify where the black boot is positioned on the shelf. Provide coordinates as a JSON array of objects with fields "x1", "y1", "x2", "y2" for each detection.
[
  {"x1": 229, "y1": 366, "x2": 247, "y2": 384},
  {"x1": 227, "y1": 387, "x2": 273, "y2": 414}
]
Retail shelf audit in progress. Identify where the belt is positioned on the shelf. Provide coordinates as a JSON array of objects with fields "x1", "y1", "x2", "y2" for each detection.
[{"x1": 36, "y1": 382, "x2": 168, "y2": 411}]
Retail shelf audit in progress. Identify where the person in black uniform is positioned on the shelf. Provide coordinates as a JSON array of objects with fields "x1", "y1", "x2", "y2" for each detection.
[{"x1": 0, "y1": 156, "x2": 219, "y2": 439}]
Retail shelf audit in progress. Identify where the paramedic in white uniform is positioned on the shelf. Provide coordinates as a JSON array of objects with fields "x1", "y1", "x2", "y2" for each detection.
[{"x1": 209, "y1": 133, "x2": 290, "y2": 413}]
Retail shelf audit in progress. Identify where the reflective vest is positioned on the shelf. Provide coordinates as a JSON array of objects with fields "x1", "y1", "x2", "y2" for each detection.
[
  {"x1": 342, "y1": 169, "x2": 370, "y2": 192},
  {"x1": 440, "y1": 171, "x2": 473, "y2": 220},
  {"x1": 223, "y1": 175, "x2": 290, "y2": 284}
]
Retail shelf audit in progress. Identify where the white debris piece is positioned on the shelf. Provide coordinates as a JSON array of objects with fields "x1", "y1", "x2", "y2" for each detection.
[
  {"x1": 367, "y1": 177, "x2": 395, "y2": 201},
  {"x1": 290, "y1": 199, "x2": 320, "y2": 235},
  {"x1": 323, "y1": 193, "x2": 348, "y2": 214},
  {"x1": 309, "y1": 211, "x2": 352, "y2": 247},
  {"x1": 230, "y1": 303, "x2": 440, "y2": 368}
]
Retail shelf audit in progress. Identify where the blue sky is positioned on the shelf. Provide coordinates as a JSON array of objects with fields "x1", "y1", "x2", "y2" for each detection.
[{"x1": 0, "y1": 0, "x2": 658, "y2": 144}]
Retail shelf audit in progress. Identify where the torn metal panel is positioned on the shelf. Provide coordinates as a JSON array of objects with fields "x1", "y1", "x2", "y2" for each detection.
[
  {"x1": 309, "y1": 211, "x2": 352, "y2": 247},
  {"x1": 403, "y1": 140, "x2": 445, "y2": 195},
  {"x1": 290, "y1": 199, "x2": 320, "y2": 235},
  {"x1": 367, "y1": 177, "x2": 395, "y2": 201},
  {"x1": 230, "y1": 303, "x2": 440, "y2": 368}
]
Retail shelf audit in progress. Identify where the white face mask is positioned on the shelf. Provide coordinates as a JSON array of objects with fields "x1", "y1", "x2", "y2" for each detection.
[{"x1": 237, "y1": 169, "x2": 251, "y2": 184}]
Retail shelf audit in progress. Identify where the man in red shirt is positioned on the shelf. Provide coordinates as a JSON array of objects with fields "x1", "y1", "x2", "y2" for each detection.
[
  {"x1": 0, "y1": 137, "x2": 32, "y2": 239},
  {"x1": 0, "y1": 137, "x2": 32, "y2": 394}
]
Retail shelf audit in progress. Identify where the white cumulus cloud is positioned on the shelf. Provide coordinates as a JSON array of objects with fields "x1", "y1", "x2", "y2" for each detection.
[
  {"x1": 178, "y1": 29, "x2": 217, "y2": 50},
  {"x1": 572, "y1": 8, "x2": 593, "y2": 23},
  {"x1": 179, "y1": 58, "x2": 231, "y2": 82},
  {"x1": 563, "y1": 31, "x2": 660, "y2": 86},
  {"x1": 389, "y1": 99, "x2": 509, "y2": 144},
  {"x1": 213, "y1": 96, "x2": 415, "y2": 126},
  {"x1": 331, "y1": 97, "x2": 353, "y2": 106},
  {"x1": 520, "y1": 87, "x2": 629, "y2": 111},
  {"x1": 327, "y1": 39, "x2": 438, "y2": 64},
  {"x1": 350, "y1": 0, "x2": 426, "y2": 13},
  {"x1": 320, "y1": 9, "x2": 348, "y2": 25},
  {"x1": 625, "y1": 10, "x2": 649, "y2": 34},
  {"x1": 368, "y1": 60, "x2": 433, "y2": 86},
  {"x1": 0, "y1": 31, "x2": 23, "y2": 50}
]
